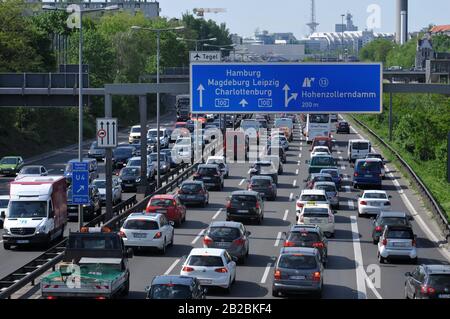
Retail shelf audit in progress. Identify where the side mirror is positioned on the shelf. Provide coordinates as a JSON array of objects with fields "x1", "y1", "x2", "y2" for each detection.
[
  {"x1": 126, "y1": 248, "x2": 134, "y2": 258},
  {"x1": 305, "y1": 160, "x2": 309, "y2": 164},
  {"x1": 333, "y1": 210, "x2": 337, "y2": 215},
  {"x1": 408, "y1": 215, "x2": 414, "y2": 221},
  {"x1": 246, "y1": 231, "x2": 251, "y2": 236},
  {"x1": 49, "y1": 211, "x2": 55, "y2": 219},
  {"x1": 388, "y1": 195, "x2": 392, "y2": 199},
  {"x1": 282, "y1": 231, "x2": 287, "y2": 238},
  {"x1": 169, "y1": 221, "x2": 175, "y2": 227},
  {"x1": 1, "y1": 211, "x2": 5, "y2": 219},
  {"x1": 295, "y1": 195, "x2": 300, "y2": 200}
]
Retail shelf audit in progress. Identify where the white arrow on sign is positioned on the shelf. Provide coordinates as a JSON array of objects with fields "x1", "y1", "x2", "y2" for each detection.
[
  {"x1": 77, "y1": 185, "x2": 85, "y2": 193},
  {"x1": 197, "y1": 84, "x2": 205, "y2": 108},
  {"x1": 239, "y1": 99, "x2": 248, "y2": 107},
  {"x1": 283, "y1": 84, "x2": 298, "y2": 107}
]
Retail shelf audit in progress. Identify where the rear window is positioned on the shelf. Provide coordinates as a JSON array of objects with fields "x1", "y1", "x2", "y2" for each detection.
[
  {"x1": 149, "y1": 199, "x2": 174, "y2": 207},
  {"x1": 231, "y1": 195, "x2": 257, "y2": 204},
  {"x1": 303, "y1": 208, "x2": 329, "y2": 216},
  {"x1": 301, "y1": 195, "x2": 327, "y2": 202},
  {"x1": 311, "y1": 157, "x2": 334, "y2": 166},
  {"x1": 278, "y1": 255, "x2": 317, "y2": 269},
  {"x1": 188, "y1": 255, "x2": 224, "y2": 267},
  {"x1": 68, "y1": 237, "x2": 119, "y2": 250},
  {"x1": 380, "y1": 217, "x2": 408, "y2": 226},
  {"x1": 428, "y1": 275, "x2": 450, "y2": 287},
  {"x1": 314, "y1": 176, "x2": 333, "y2": 183},
  {"x1": 321, "y1": 170, "x2": 338, "y2": 177},
  {"x1": 124, "y1": 219, "x2": 159, "y2": 230},
  {"x1": 207, "y1": 227, "x2": 240, "y2": 241},
  {"x1": 314, "y1": 140, "x2": 329, "y2": 147},
  {"x1": 356, "y1": 161, "x2": 381, "y2": 172},
  {"x1": 181, "y1": 183, "x2": 202, "y2": 192},
  {"x1": 352, "y1": 142, "x2": 369, "y2": 150},
  {"x1": 198, "y1": 167, "x2": 218, "y2": 175},
  {"x1": 288, "y1": 232, "x2": 320, "y2": 243},
  {"x1": 386, "y1": 229, "x2": 414, "y2": 239},
  {"x1": 150, "y1": 284, "x2": 191, "y2": 299},
  {"x1": 315, "y1": 184, "x2": 336, "y2": 192},
  {"x1": 251, "y1": 178, "x2": 271, "y2": 186},
  {"x1": 364, "y1": 193, "x2": 387, "y2": 199}
]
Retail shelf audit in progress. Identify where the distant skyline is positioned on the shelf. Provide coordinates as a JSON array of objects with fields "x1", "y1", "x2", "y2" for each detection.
[{"x1": 159, "y1": 0, "x2": 450, "y2": 39}]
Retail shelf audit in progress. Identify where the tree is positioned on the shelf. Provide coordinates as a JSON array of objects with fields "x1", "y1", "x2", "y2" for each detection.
[
  {"x1": 386, "y1": 37, "x2": 417, "y2": 68},
  {"x1": 359, "y1": 39, "x2": 395, "y2": 64}
]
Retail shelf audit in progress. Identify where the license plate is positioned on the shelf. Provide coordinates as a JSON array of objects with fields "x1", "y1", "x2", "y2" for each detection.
[
  {"x1": 310, "y1": 218, "x2": 323, "y2": 224},
  {"x1": 307, "y1": 201, "x2": 316, "y2": 205},
  {"x1": 365, "y1": 174, "x2": 372, "y2": 177},
  {"x1": 133, "y1": 233, "x2": 147, "y2": 239},
  {"x1": 203, "y1": 177, "x2": 212, "y2": 180},
  {"x1": 371, "y1": 202, "x2": 381, "y2": 206},
  {"x1": 187, "y1": 195, "x2": 196, "y2": 199},
  {"x1": 392, "y1": 242, "x2": 407, "y2": 247},
  {"x1": 16, "y1": 240, "x2": 29, "y2": 244},
  {"x1": 238, "y1": 210, "x2": 248, "y2": 213},
  {"x1": 290, "y1": 276, "x2": 306, "y2": 280},
  {"x1": 199, "y1": 279, "x2": 212, "y2": 285},
  {"x1": 438, "y1": 294, "x2": 450, "y2": 299},
  {"x1": 156, "y1": 210, "x2": 166, "y2": 214},
  {"x1": 215, "y1": 242, "x2": 230, "y2": 247},
  {"x1": 125, "y1": 184, "x2": 133, "y2": 187}
]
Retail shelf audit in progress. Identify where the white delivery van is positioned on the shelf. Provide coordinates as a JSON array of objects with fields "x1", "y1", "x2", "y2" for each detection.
[
  {"x1": 347, "y1": 139, "x2": 372, "y2": 163},
  {"x1": 2, "y1": 176, "x2": 68, "y2": 250}
]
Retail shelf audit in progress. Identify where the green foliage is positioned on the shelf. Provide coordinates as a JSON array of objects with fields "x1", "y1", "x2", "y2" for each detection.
[
  {"x1": 386, "y1": 37, "x2": 417, "y2": 68},
  {"x1": 432, "y1": 34, "x2": 450, "y2": 53},
  {"x1": 359, "y1": 39, "x2": 395, "y2": 64}
]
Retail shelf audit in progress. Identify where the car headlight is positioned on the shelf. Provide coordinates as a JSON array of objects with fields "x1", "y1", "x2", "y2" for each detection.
[
  {"x1": 136, "y1": 178, "x2": 141, "y2": 183},
  {"x1": 4, "y1": 228, "x2": 10, "y2": 234},
  {"x1": 36, "y1": 225, "x2": 46, "y2": 234}
]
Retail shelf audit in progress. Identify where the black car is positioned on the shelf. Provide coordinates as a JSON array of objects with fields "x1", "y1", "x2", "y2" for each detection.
[
  {"x1": 336, "y1": 121, "x2": 350, "y2": 134},
  {"x1": 119, "y1": 166, "x2": 141, "y2": 192},
  {"x1": 177, "y1": 181, "x2": 209, "y2": 207},
  {"x1": 67, "y1": 185, "x2": 102, "y2": 222},
  {"x1": 249, "y1": 161, "x2": 278, "y2": 185},
  {"x1": 405, "y1": 265, "x2": 450, "y2": 299},
  {"x1": 283, "y1": 225, "x2": 328, "y2": 266},
  {"x1": 113, "y1": 146, "x2": 135, "y2": 169},
  {"x1": 226, "y1": 191, "x2": 264, "y2": 224},
  {"x1": 372, "y1": 211, "x2": 412, "y2": 244},
  {"x1": 193, "y1": 164, "x2": 224, "y2": 191},
  {"x1": 268, "y1": 146, "x2": 287, "y2": 164},
  {"x1": 247, "y1": 175, "x2": 277, "y2": 201},
  {"x1": 146, "y1": 275, "x2": 206, "y2": 299}
]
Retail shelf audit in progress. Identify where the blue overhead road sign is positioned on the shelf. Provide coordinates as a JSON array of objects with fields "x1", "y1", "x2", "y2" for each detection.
[
  {"x1": 190, "y1": 63, "x2": 383, "y2": 114},
  {"x1": 72, "y1": 162, "x2": 89, "y2": 205}
]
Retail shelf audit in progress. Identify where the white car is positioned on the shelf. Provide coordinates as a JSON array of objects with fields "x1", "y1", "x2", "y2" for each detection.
[
  {"x1": 15, "y1": 165, "x2": 48, "y2": 180},
  {"x1": 357, "y1": 190, "x2": 392, "y2": 217},
  {"x1": 0, "y1": 195, "x2": 9, "y2": 228},
  {"x1": 147, "y1": 128, "x2": 169, "y2": 149},
  {"x1": 297, "y1": 203, "x2": 335, "y2": 237},
  {"x1": 206, "y1": 156, "x2": 229, "y2": 178},
  {"x1": 129, "y1": 125, "x2": 141, "y2": 144},
  {"x1": 120, "y1": 212, "x2": 174, "y2": 254},
  {"x1": 295, "y1": 189, "x2": 330, "y2": 220},
  {"x1": 180, "y1": 248, "x2": 237, "y2": 293},
  {"x1": 93, "y1": 177, "x2": 122, "y2": 205},
  {"x1": 311, "y1": 146, "x2": 331, "y2": 157}
]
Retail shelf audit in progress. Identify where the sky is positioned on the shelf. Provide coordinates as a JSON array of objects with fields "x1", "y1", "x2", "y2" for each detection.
[{"x1": 158, "y1": 0, "x2": 450, "y2": 39}]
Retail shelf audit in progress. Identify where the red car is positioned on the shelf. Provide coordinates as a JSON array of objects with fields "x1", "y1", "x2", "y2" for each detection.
[
  {"x1": 145, "y1": 194, "x2": 186, "y2": 226},
  {"x1": 311, "y1": 136, "x2": 333, "y2": 152}
]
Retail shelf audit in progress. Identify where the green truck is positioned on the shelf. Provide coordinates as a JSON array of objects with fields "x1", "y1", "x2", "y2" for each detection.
[
  {"x1": 41, "y1": 229, "x2": 133, "y2": 299},
  {"x1": 306, "y1": 155, "x2": 338, "y2": 174}
]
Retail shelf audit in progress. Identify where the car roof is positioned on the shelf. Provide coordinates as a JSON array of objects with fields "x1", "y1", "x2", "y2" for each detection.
[
  {"x1": 423, "y1": 264, "x2": 450, "y2": 274},
  {"x1": 127, "y1": 212, "x2": 161, "y2": 221},
  {"x1": 364, "y1": 158, "x2": 383, "y2": 162},
  {"x1": 181, "y1": 180, "x2": 204, "y2": 185},
  {"x1": 209, "y1": 221, "x2": 242, "y2": 229},
  {"x1": 198, "y1": 164, "x2": 219, "y2": 168},
  {"x1": 207, "y1": 156, "x2": 225, "y2": 161},
  {"x1": 301, "y1": 189, "x2": 326, "y2": 195},
  {"x1": 312, "y1": 173, "x2": 333, "y2": 178},
  {"x1": 152, "y1": 275, "x2": 195, "y2": 286},
  {"x1": 189, "y1": 248, "x2": 226, "y2": 257},
  {"x1": 379, "y1": 211, "x2": 408, "y2": 218},
  {"x1": 385, "y1": 224, "x2": 413, "y2": 230},
  {"x1": 231, "y1": 190, "x2": 259, "y2": 196},
  {"x1": 251, "y1": 175, "x2": 273, "y2": 180},
  {"x1": 128, "y1": 157, "x2": 141, "y2": 161},
  {"x1": 280, "y1": 247, "x2": 318, "y2": 255},
  {"x1": 0, "y1": 195, "x2": 10, "y2": 200},
  {"x1": 363, "y1": 190, "x2": 387, "y2": 194},
  {"x1": 320, "y1": 168, "x2": 338, "y2": 172},
  {"x1": 254, "y1": 160, "x2": 272, "y2": 165},
  {"x1": 21, "y1": 165, "x2": 42, "y2": 169}
]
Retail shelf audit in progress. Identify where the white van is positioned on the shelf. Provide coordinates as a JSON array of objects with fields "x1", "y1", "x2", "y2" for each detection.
[{"x1": 347, "y1": 139, "x2": 371, "y2": 163}]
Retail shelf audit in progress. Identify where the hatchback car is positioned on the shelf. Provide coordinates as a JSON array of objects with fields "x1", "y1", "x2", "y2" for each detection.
[
  {"x1": 305, "y1": 173, "x2": 334, "y2": 189},
  {"x1": 260, "y1": 155, "x2": 283, "y2": 175},
  {"x1": 87, "y1": 141, "x2": 106, "y2": 160},
  {"x1": 357, "y1": 190, "x2": 392, "y2": 217},
  {"x1": 15, "y1": 165, "x2": 48, "y2": 180},
  {"x1": 146, "y1": 275, "x2": 206, "y2": 299},
  {"x1": 146, "y1": 194, "x2": 187, "y2": 226},
  {"x1": 180, "y1": 248, "x2": 237, "y2": 293},
  {"x1": 306, "y1": 155, "x2": 337, "y2": 174},
  {"x1": 177, "y1": 181, "x2": 209, "y2": 207},
  {"x1": 120, "y1": 212, "x2": 174, "y2": 254},
  {"x1": 268, "y1": 136, "x2": 289, "y2": 152},
  {"x1": 249, "y1": 161, "x2": 278, "y2": 185},
  {"x1": 372, "y1": 211, "x2": 412, "y2": 244},
  {"x1": 313, "y1": 182, "x2": 339, "y2": 209},
  {"x1": 0, "y1": 156, "x2": 24, "y2": 176},
  {"x1": 193, "y1": 164, "x2": 224, "y2": 191},
  {"x1": 377, "y1": 225, "x2": 417, "y2": 264},
  {"x1": 353, "y1": 158, "x2": 383, "y2": 189},
  {"x1": 119, "y1": 166, "x2": 141, "y2": 192},
  {"x1": 272, "y1": 247, "x2": 324, "y2": 298},
  {"x1": 267, "y1": 146, "x2": 287, "y2": 164},
  {"x1": 404, "y1": 264, "x2": 450, "y2": 299},
  {"x1": 247, "y1": 175, "x2": 277, "y2": 201},
  {"x1": 320, "y1": 168, "x2": 342, "y2": 190},
  {"x1": 283, "y1": 224, "x2": 328, "y2": 266},
  {"x1": 298, "y1": 204, "x2": 335, "y2": 238},
  {"x1": 206, "y1": 156, "x2": 229, "y2": 178},
  {"x1": 93, "y1": 177, "x2": 122, "y2": 205},
  {"x1": 336, "y1": 121, "x2": 350, "y2": 134},
  {"x1": 113, "y1": 146, "x2": 136, "y2": 169},
  {"x1": 149, "y1": 153, "x2": 170, "y2": 175},
  {"x1": 226, "y1": 191, "x2": 264, "y2": 224},
  {"x1": 203, "y1": 221, "x2": 251, "y2": 264}
]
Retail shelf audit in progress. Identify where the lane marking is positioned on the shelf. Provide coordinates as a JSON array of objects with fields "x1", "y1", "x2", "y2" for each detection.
[
  {"x1": 289, "y1": 193, "x2": 294, "y2": 202},
  {"x1": 297, "y1": 160, "x2": 301, "y2": 166},
  {"x1": 339, "y1": 156, "x2": 344, "y2": 161},
  {"x1": 247, "y1": 169, "x2": 252, "y2": 174},
  {"x1": 337, "y1": 151, "x2": 342, "y2": 155},
  {"x1": 191, "y1": 229, "x2": 204, "y2": 245},
  {"x1": 164, "y1": 258, "x2": 181, "y2": 275},
  {"x1": 350, "y1": 216, "x2": 367, "y2": 299},
  {"x1": 260, "y1": 263, "x2": 272, "y2": 284},
  {"x1": 283, "y1": 209, "x2": 289, "y2": 221},
  {"x1": 212, "y1": 208, "x2": 223, "y2": 220},
  {"x1": 298, "y1": 153, "x2": 302, "y2": 158},
  {"x1": 365, "y1": 274, "x2": 383, "y2": 299},
  {"x1": 348, "y1": 200, "x2": 355, "y2": 211},
  {"x1": 292, "y1": 180, "x2": 297, "y2": 187},
  {"x1": 341, "y1": 165, "x2": 346, "y2": 170},
  {"x1": 343, "y1": 185, "x2": 352, "y2": 193},
  {"x1": 239, "y1": 179, "x2": 245, "y2": 186},
  {"x1": 300, "y1": 147, "x2": 303, "y2": 152},
  {"x1": 274, "y1": 232, "x2": 282, "y2": 247},
  {"x1": 295, "y1": 169, "x2": 299, "y2": 175}
]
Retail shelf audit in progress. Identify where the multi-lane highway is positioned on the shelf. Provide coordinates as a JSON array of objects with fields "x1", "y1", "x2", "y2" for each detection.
[{"x1": 1, "y1": 113, "x2": 449, "y2": 299}]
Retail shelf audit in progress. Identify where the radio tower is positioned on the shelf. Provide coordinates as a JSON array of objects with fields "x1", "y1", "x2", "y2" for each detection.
[{"x1": 306, "y1": 0, "x2": 319, "y2": 34}]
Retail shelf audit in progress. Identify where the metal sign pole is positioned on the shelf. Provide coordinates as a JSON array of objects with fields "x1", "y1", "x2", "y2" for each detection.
[
  {"x1": 139, "y1": 95, "x2": 148, "y2": 193},
  {"x1": 105, "y1": 94, "x2": 113, "y2": 221},
  {"x1": 389, "y1": 93, "x2": 393, "y2": 141}
]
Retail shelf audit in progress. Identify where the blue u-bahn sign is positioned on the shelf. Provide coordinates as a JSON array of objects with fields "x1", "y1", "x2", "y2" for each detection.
[{"x1": 190, "y1": 63, "x2": 383, "y2": 114}]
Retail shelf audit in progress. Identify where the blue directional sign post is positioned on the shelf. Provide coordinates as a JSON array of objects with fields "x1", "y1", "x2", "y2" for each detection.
[
  {"x1": 190, "y1": 63, "x2": 383, "y2": 114},
  {"x1": 71, "y1": 162, "x2": 89, "y2": 205}
]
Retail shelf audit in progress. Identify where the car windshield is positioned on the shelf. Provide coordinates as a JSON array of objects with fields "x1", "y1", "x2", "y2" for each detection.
[
  {"x1": 364, "y1": 193, "x2": 387, "y2": 199},
  {"x1": 124, "y1": 219, "x2": 159, "y2": 230},
  {"x1": 1, "y1": 158, "x2": 18, "y2": 164},
  {"x1": 314, "y1": 140, "x2": 329, "y2": 147},
  {"x1": 188, "y1": 255, "x2": 224, "y2": 267},
  {"x1": 309, "y1": 114, "x2": 329, "y2": 123},
  {"x1": 19, "y1": 167, "x2": 41, "y2": 174},
  {"x1": 380, "y1": 217, "x2": 408, "y2": 226},
  {"x1": 303, "y1": 208, "x2": 329, "y2": 216},
  {"x1": 150, "y1": 284, "x2": 192, "y2": 299},
  {"x1": 428, "y1": 275, "x2": 450, "y2": 287},
  {"x1": 278, "y1": 255, "x2": 317, "y2": 269},
  {"x1": 315, "y1": 184, "x2": 336, "y2": 192},
  {"x1": 93, "y1": 180, "x2": 106, "y2": 189},
  {"x1": 90, "y1": 142, "x2": 98, "y2": 149},
  {"x1": 127, "y1": 159, "x2": 140, "y2": 167},
  {"x1": 131, "y1": 127, "x2": 140, "y2": 133},
  {"x1": 8, "y1": 201, "x2": 47, "y2": 218},
  {"x1": 0, "y1": 199, "x2": 9, "y2": 208},
  {"x1": 148, "y1": 130, "x2": 165, "y2": 138},
  {"x1": 314, "y1": 176, "x2": 333, "y2": 183},
  {"x1": 288, "y1": 232, "x2": 320, "y2": 243},
  {"x1": 314, "y1": 147, "x2": 329, "y2": 153},
  {"x1": 114, "y1": 148, "x2": 133, "y2": 157},
  {"x1": 181, "y1": 183, "x2": 202, "y2": 192},
  {"x1": 241, "y1": 121, "x2": 260, "y2": 130},
  {"x1": 301, "y1": 195, "x2": 327, "y2": 202},
  {"x1": 207, "y1": 227, "x2": 240, "y2": 241},
  {"x1": 352, "y1": 142, "x2": 369, "y2": 150},
  {"x1": 120, "y1": 167, "x2": 140, "y2": 177},
  {"x1": 311, "y1": 157, "x2": 334, "y2": 166},
  {"x1": 149, "y1": 199, "x2": 174, "y2": 207}
]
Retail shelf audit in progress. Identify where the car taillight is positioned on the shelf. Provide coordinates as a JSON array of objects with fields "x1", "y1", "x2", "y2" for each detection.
[
  {"x1": 46, "y1": 296, "x2": 57, "y2": 300},
  {"x1": 375, "y1": 226, "x2": 383, "y2": 232},
  {"x1": 312, "y1": 242, "x2": 324, "y2": 248},
  {"x1": 203, "y1": 236, "x2": 214, "y2": 245},
  {"x1": 95, "y1": 296, "x2": 106, "y2": 300},
  {"x1": 178, "y1": 189, "x2": 184, "y2": 194},
  {"x1": 412, "y1": 239, "x2": 416, "y2": 247},
  {"x1": 354, "y1": 173, "x2": 358, "y2": 177},
  {"x1": 284, "y1": 241, "x2": 295, "y2": 247},
  {"x1": 226, "y1": 201, "x2": 231, "y2": 209},
  {"x1": 382, "y1": 239, "x2": 387, "y2": 246},
  {"x1": 420, "y1": 285, "x2": 436, "y2": 295},
  {"x1": 313, "y1": 271, "x2": 321, "y2": 281},
  {"x1": 182, "y1": 266, "x2": 194, "y2": 272},
  {"x1": 154, "y1": 232, "x2": 162, "y2": 239},
  {"x1": 296, "y1": 202, "x2": 304, "y2": 208},
  {"x1": 193, "y1": 173, "x2": 200, "y2": 177},
  {"x1": 233, "y1": 238, "x2": 245, "y2": 246},
  {"x1": 384, "y1": 201, "x2": 391, "y2": 206},
  {"x1": 215, "y1": 267, "x2": 228, "y2": 273},
  {"x1": 118, "y1": 231, "x2": 127, "y2": 238},
  {"x1": 255, "y1": 202, "x2": 260, "y2": 209},
  {"x1": 299, "y1": 215, "x2": 304, "y2": 223},
  {"x1": 248, "y1": 185, "x2": 253, "y2": 190},
  {"x1": 274, "y1": 269, "x2": 282, "y2": 280},
  {"x1": 360, "y1": 201, "x2": 367, "y2": 206}
]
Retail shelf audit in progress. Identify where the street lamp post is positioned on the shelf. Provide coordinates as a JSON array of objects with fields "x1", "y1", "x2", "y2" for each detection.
[
  {"x1": 341, "y1": 14, "x2": 345, "y2": 61},
  {"x1": 131, "y1": 25, "x2": 185, "y2": 190},
  {"x1": 43, "y1": 4, "x2": 118, "y2": 230},
  {"x1": 176, "y1": 37, "x2": 217, "y2": 52}
]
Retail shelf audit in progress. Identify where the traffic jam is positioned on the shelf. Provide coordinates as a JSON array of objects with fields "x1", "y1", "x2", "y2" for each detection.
[{"x1": 1, "y1": 111, "x2": 449, "y2": 300}]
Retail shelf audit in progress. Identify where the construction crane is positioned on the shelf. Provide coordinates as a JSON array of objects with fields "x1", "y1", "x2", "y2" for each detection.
[{"x1": 193, "y1": 8, "x2": 227, "y2": 18}]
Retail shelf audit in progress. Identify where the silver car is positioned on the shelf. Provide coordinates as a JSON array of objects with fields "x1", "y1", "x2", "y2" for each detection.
[
  {"x1": 313, "y1": 181, "x2": 339, "y2": 209},
  {"x1": 93, "y1": 177, "x2": 122, "y2": 205},
  {"x1": 202, "y1": 221, "x2": 251, "y2": 264},
  {"x1": 377, "y1": 225, "x2": 417, "y2": 264}
]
